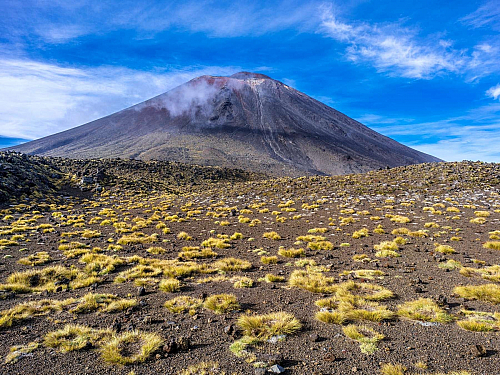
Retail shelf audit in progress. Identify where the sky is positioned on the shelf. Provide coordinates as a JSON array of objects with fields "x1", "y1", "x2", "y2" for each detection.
[{"x1": 1, "y1": 0, "x2": 500, "y2": 162}]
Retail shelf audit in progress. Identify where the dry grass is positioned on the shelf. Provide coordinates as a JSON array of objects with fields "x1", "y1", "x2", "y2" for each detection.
[
  {"x1": 18, "y1": 251, "x2": 52, "y2": 266},
  {"x1": 177, "y1": 361, "x2": 225, "y2": 375},
  {"x1": 278, "y1": 247, "x2": 305, "y2": 258},
  {"x1": 343, "y1": 324, "x2": 385, "y2": 354},
  {"x1": 100, "y1": 330, "x2": 163, "y2": 365},
  {"x1": 454, "y1": 284, "x2": 500, "y2": 304},
  {"x1": 212, "y1": 257, "x2": 252, "y2": 272},
  {"x1": 337, "y1": 281, "x2": 394, "y2": 301},
  {"x1": 261, "y1": 255, "x2": 278, "y2": 265},
  {"x1": 44, "y1": 324, "x2": 112, "y2": 352},
  {"x1": 289, "y1": 269, "x2": 337, "y2": 294},
  {"x1": 456, "y1": 310, "x2": 500, "y2": 332},
  {"x1": 203, "y1": 294, "x2": 240, "y2": 314},
  {"x1": 483, "y1": 241, "x2": 500, "y2": 250},
  {"x1": 158, "y1": 278, "x2": 181, "y2": 293},
  {"x1": 165, "y1": 296, "x2": 203, "y2": 314},
  {"x1": 263, "y1": 231, "x2": 281, "y2": 240},
  {"x1": 460, "y1": 265, "x2": 500, "y2": 282},
  {"x1": 237, "y1": 311, "x2": 301, "y2": 339},
  {"x1": 397, "y1": 298, "x2": 454, "y2": 323}
]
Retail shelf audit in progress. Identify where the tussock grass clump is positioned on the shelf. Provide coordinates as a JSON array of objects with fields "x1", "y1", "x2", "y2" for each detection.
[
  {"x1": 289, "y1": 269, "x2": 337, "y2": 294},
  {"x1": 380, "y1": 364, "x2": 406, "y2": 375},
  {"x1": 343, "y1": 324, "x2": 385, "y2": 354},
  {"x1": 233, "y1": 276, "x2": 253, "y2": 288},
  {"x1": 353, "y1": 254, "x2": 371, "y2": 263},
  {"x1": 159, "y1": 278, "x2": 181, "y2": 293},
  {"x1": 201, "y1": 238, "x2": 230, "y2": 249},
  {"x1": 81, "y1": 230, "x2": 102, "y2": 239},
  {"x1": 18, "y1": 251, "x2": 52, "y2": 266},
  {"x1": 177, "y1": 361, "x2": 225, "y2": 375},
  {"x1": 296, "y1": 234, "x2": 326, "y2": 242},
  {"x1": 483, "y1": 241, "x2": 500, "y2": 250},
  {"x1": 316, "y1": 294, "x2": 395, "y2": 324},
  {"x1": 474, "y1": 210, "x2": 490, "y2": 217},
  {"x1": 460, "y1": 265, "x2": 500, "y2": 282},
  {"x1": 337, "y1": 281, "x2": 394, "y2": 301},
  {"x1": 263, "y1": 231, "x2": 281, "y2": 240},
  {"x1": 71, "y1": 293, "x2": 137, "y2": 314},
  {"x1": 1, "y1": 266, "x2": 90, "y2": 293},
  {"x1": 352, "y1": 228, "x2": 369, "y2": 239},
  {"x1": 213, "y1": 257, "x2": 252, "y2": 272},
  {"x1": 374, "y1": 241, "x2": 399, "y2": 252},
  {"x1": 237, "y1": 311, "x2": 301, "y2": 339},
  {"x1": 177, "y1": 231, "x2": 192, "y2": 241},
  {"x1": 147, "y1": 246, "x2": 166, "y2": 254},
  {"x1": 117, "y1": 233, "x2": 158, "y2": 245},
  {"x1": 0, "y1": 298, "x2": 75, "y2": 328},
  {"x1": 307, "y1": 240, "x2": 334, "y2": 251},
  {"x1": 454, "y1": 284, "x2": 500, "y2": 304},
  {"x1": 44, "y1": 324, "x2": 112, "y2": 352},
  {"x1": 278, "y1": 248, "x2": 305, "y2": 258},
  {"x1": 390, "y1": 215, "x2": 411, "y2": 224},
  {"x1": 261, "y1": 256, "x2": 278, "y2": 265},
  {"x1": 165, "y1": 296, "x2": 203, "y2": 314},
  {"x1": 58, "y1": 241, "x2": 89, "y2": 251},
  {"x1": 434, "y1": 244, "x2": 456, "y2": 254},
  {"x1": 339, "y1": 270, "x2": 385, "y2": 280},
  {"x1": 375, "y1": 249, "x2": 401, "y2": 258},
  {"x1": 262, "y1": 274, "x2": 285, "y2": 283},
  {"x1": 439, "y1": 259, "x2": 462, "y2": 270},
  {"x1": 179, "y1": 247, "x2": 217, "y2": 260},
  {"x1": 114, "y1": 265, "x2": 162, "y2": 283},
  {"x1": 203, "y1": 294, "x2": 240, "y2": 314},
  {"x1": 457, "y1": 310, "x2": 500, "y2": 332},
  {"x1": 470, "y1": 217, "x2": 486, "y2": 224},
  {"x1": 81, "y1": 253, "x2": 124, "y2": 275},
  {"x1": 100, "y1": 331, "x2": 163, "y2": 365},
  {"x1": 230, "y1": 232, "x2": 244, "y2": 240},
  {"x1": 397, "y1": 298, "x2": 454, "y2": 323},
  {"x1": 308, "y1": 227, "x2": 328, "y2": 233},
  {"x1": 4, "y1": 342, "x2": 39, "y2": 364}
]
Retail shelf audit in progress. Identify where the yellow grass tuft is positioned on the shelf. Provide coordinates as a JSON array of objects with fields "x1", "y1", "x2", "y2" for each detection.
[
  {"x1": 397, "y1": 298, "x2": 454, "y2": 323},
  {"x1": 100, "y1": 330, "x2": 163, "y2": 365}
]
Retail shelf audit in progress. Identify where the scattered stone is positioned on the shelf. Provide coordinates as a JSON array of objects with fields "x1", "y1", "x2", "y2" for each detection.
[
  {"x1": 310, "y1": 333, "x2": 320, "y2": 342},
  {"x1": 224, "y1": 325, "x2": 235, "y2": 335},
  {"x1": 269, "y1": 364, "x2": 285, "y2": 374},
  {"x1": 177, "y1": 336, "x2": 191, "y2": 351},
  {"x1": 471, "y1": 344, "x2": 487, "y2": 358},
  {"x1": 137, "y1": 286, "x2": 146, "y2": 296}
]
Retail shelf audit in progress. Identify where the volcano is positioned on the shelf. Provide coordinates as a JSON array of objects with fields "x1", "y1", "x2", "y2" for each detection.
[{"x1": 8, "y1": 72, "x2": 440, "y2": 176}]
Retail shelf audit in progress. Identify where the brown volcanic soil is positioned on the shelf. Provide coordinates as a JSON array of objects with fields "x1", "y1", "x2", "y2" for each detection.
[{"x1": 1, "y1": 159, "x2": 500, "y2": 375}]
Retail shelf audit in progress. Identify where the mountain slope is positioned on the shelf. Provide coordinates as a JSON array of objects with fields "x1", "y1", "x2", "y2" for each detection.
[{"x1": 9, "y1": 72, "x2": 440, "y2": 176}]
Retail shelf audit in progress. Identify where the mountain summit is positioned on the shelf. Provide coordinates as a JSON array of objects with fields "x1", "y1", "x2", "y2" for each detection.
[{"x1": 9, "y1": 72, "x2": 440, "y2": 175}]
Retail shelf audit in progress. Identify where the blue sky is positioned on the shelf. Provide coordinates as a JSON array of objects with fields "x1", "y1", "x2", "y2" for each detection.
[{"x1": 1, "y1": 0, "x2": 500, "y2": 161}]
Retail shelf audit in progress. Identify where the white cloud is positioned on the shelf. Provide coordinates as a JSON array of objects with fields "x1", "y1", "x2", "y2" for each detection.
[
  {"x1": 320, "y1": 6, "x2": 499, "y2": 80},
  {"x1": 368, "y1": 104, "x2": 500, "y2": 162},
  {"x1": 487, "y1": 84, "x2": 500, "y2": 100},
  {"x1": 461, "y1": 1, "x2": 500, "y2": 30},
  {"x1": 0, "y1": 59, "x2": 239, "y2": 140},
  {"x1": 3, "y1": 0, "x2": 323, "y2": 42}
]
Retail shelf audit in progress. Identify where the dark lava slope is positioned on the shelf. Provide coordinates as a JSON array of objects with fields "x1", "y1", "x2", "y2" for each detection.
[{"x1": 9, "y1": 72, "x2": 440, "y2": 176}]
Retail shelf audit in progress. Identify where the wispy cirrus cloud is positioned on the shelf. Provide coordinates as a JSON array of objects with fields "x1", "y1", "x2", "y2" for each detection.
[
  {"x1": 1, "y1": 0, "x2": 322, "y2": 43},
  {"x1": 319, "y1": 4, "x2": 499, "y2": 80},
  {"x1": 461, "y1": 1, "x2": 500, "y2": 30},
  {"x1": 0, "y1": 59, "x2": 239, "y2": 140},
  {"x1": 365, "y1": 104, "x2": 500, "y2": 162}
]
